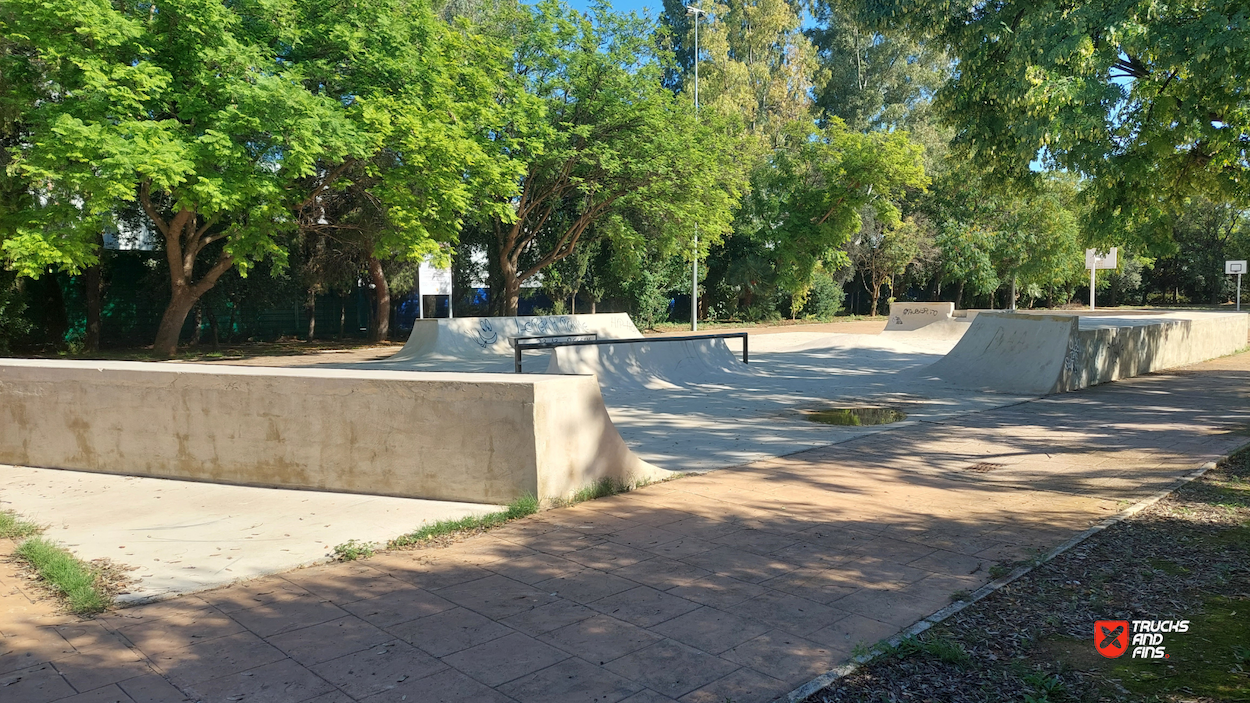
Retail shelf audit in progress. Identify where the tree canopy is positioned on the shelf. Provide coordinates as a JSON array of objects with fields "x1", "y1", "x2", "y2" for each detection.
[{"x1": 866, "y1": 0, "x2": 1250, "y2": 250}]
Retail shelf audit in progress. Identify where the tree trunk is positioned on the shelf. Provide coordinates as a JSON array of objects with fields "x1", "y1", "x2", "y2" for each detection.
[
  {"x1": 84, "y1": 262, "x2": 103, "y2": 353},
  {"x1": 339, "y1": 298, "x2": 346, "y2": 339},
  {"x1": 1009, "y1": 276, "x2": 1017, "y2": 311},
  {"x1": 367, "y1": 256, "x2": 390, "y2": 342},
  {"x1": 498, "y1": 250, "x2": 522, "y2": 316},
  {"x1": 306, "y1": 289, "x2": 317, "y2": 341},
  {"x1": 869, "y1": 279, "x2": 883, "y2": 316},
  {"x1": 954, "y1": 280, "x2": 965, "y2": 310},
  {"x1": 591, "y1": 299, "x2": 597, "y2": 314},
  {"x1": 153, "y1": 290, "x2": 199, "y2": 358},
  {"x1": 143, "y1": 200, "x2": 235, "y2": 358}
]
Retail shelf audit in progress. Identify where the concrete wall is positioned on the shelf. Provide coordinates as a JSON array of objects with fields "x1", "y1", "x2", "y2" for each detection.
[
  {"x1": 928, "y1": 311, "x2": 1248, "y2": 395},
  {"x1": 0, "y1": 360, "x2": 668, "y2": 504},
  {"x1": 886, "y1": 302, "x2": 954, "y2": 331},
  {"x1": 1063, "y1": 313, "x2": 1249, "y2": 391}
]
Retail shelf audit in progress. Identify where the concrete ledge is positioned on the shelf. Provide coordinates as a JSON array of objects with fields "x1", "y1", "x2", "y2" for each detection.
[{"x1": 0, "y1": 360, "x2": 667, "y2": 504}]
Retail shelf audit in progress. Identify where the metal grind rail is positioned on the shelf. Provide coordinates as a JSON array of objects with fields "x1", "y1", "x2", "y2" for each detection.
[{"x1": 513, "y1": 331, "x2": 748, "y2": 373}]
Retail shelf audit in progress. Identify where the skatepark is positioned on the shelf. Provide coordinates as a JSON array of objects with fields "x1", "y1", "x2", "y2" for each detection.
[{"x1": 1, "y1": 307, "x2": 1248, "y2": 702}]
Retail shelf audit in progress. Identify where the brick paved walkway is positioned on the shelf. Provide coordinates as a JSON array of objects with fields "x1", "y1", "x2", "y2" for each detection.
[{"x1": 3, "y1": 352, "x2": 1249, "y2": 703}]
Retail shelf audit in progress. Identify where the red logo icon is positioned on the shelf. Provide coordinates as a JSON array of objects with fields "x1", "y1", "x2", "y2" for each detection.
[{"x1": 1095, "y1": 620, "x2": 1129, "y2": 658}]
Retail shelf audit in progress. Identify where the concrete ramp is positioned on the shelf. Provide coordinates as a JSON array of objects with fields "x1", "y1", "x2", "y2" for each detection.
[
  {"x1": 928, "y1": 311, "x2": 1249, "y2": 395},
  {"x1": 391, "y1": 314, "x2": 642, "y2": 361},
  {"x1": 546, "y1": 337, "x2": 748, "y2": 391},
  {"x1": 926, "y1": 313, "x2": 1078, "y2": 394}
]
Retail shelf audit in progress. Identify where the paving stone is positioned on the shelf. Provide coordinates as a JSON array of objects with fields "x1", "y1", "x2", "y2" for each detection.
[
  {"x1": 665, "y1": 573, "x2": 767, "y2": 610},
  {"x1": 340, "y1": 587, "x2": 456, "y2": 628},
  {"x1": 650, "y1": 606, "x2": 771, "y2": 655},
  {"x1": 539, "y1": 614, "x2": 663, "y2": 664},
  {"x1": 358, "y1": 666, "x2": 514, "y2": 702},
  {"x1": 681, "y1": 546, "x2": 797, "y2": 584},
  {"x1": 498, "y1": 656, "x2": 642, "y2": 703},
  {"x1": 602, "y1": 639, "x2": 739, "y2": 699},
  {"x1": 268, "y1": 616, "x2": 393, "y2": 666},
  {"x1": 148, "y1": 631, "x2": 287, "y2": 687},
  {"x1": 565, "y1": 541, "x2": 657, "y2": 571},
  {"x1": 281, "y1": 564, "x2": 415, "y2": 604},
  {"x1": 534, "y1": 568, "x2": 638, "y2": 605},
  {"x1": 50, "y1": 648, "x2": 151, "y2": 695},
  {"x1": 722, "y1": 630, "x2": 840, "y2": 688},
  {"x1": 440, "y1": 631, "x2": 569, "y2": 686},
  {"x1": 115, "y1": 674, "x2": 192, "y2": 703},
  {"x1": 184, "y1": 658, "x2": 333, "y2": 703},
  {"x1": 310, "y1": 640, "x2": 446, "y2": 700},
  {"x1": 433, "y1": 575, "x2": 554, "y2": 620},
  {"x1": 55, "y1": 683, "x2": 137, "y2": 702},
  {"x1": 730, "y1": 589, "x2": 847, "y2": 637},
  {"x1": 589, "y1": 586, "x2": 701, "y2": 628},
  {"x1": 0, "y1": 661, "x2": 78, "y2": 703},
  {"x1": 230, "y1": 596, "x2": 349, "y2": 638},
  {"x1": 677, "y1": 666, "x2": 790, "y2": 703},
  {"x1": 388, "y1": 607, "x2": 512, "y2": 658},
  {"x1": 499, "y1": 599, "x2": 597, "y2": 636}
]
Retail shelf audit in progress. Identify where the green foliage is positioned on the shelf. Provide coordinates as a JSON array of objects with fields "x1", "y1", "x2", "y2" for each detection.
[
  {"x1": 885, "y1": 633, "x2": 971, "y2": 667},
  {"x1": 0, "y1": 509, "x2": 42, "y2": 539},
  {"x1": 473, "y1": 0, "x2": 747, "y2": 313},
  {"x1": 15, "y1": 537, "x2": 108, "y2": 614},
  {"x1": 332, "y1": 540, "x2": 377, "y2": 562},
  {"x1": 801, "y1": 271, "x2": 844, "y2": 319},
  {"x1": 807, "y1": 0, "x2": 949, "y2": 133},
  {"x1": 740, "y1": 119, "x2": 928, "y2": 303},
  {"x1": 869, "y1": 0, "x2": 1250, "y2": 251},
  {"x1": 388, "y1": 494, "x2": 539, "y2": 548}
]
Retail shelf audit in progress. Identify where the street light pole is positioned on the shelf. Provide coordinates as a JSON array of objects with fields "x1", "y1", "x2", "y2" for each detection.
[{"x1": 687, "y1": 5, "x2": 704, "y2": 332}]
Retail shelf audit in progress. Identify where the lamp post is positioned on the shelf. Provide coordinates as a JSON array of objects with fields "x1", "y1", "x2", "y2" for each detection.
[{"x1": 686, "y1": 4, "x2": 704, "y2": 331}]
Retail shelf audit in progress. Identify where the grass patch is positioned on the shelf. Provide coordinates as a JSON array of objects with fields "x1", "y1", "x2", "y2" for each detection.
[
  {"x1": 0, "y1": 509, "x2": 42, "y2": 539},
  {"x1": 388, "y1": 494, "x2": 540, "y2": 549},
  {"x1": 332, "y1": 539, "x2": 376, "y2": 562},
  {"x1": 15, "y1": 537, "x2": 109, "y2": 615},
  {"x1": 884, "y1": 633, "x2": 972, "y2": 667}
]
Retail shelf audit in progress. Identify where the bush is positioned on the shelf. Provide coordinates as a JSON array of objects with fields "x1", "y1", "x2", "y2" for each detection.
[{"x1": 802, "y1": 274, "x2": 845, "y2": 320}]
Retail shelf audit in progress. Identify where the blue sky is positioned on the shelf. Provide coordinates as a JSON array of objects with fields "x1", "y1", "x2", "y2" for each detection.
[{"x1": 559, "y1": 0, "x2": 665, "y2": 19}]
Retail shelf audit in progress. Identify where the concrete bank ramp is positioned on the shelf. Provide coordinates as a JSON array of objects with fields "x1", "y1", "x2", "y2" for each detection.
[
  {"x1": 390, "y1": 313, "x2": 642, "y2": 361},
  {"x1": 0, "y1": 360, "x2": 671, "y2": 504},
  {"x1": 546, "y1": 337, "x2": 750, "y2": 391},
  {"x1": 927, "y1": 311, "x2": 1248, "y2": 395}
]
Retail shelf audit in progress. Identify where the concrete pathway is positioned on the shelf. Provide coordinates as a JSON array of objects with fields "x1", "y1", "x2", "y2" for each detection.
[
  {"x1": 3, "y1": 352, "x2": 1249, "y2": 703},
  {"x1": 0, "y1": 470, "x2": 500, "y2": 604}
]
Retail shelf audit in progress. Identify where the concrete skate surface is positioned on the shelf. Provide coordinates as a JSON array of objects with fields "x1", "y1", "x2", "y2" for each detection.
[{"x1": 0, "y1": 467, "x2": 500, "y2": 603}]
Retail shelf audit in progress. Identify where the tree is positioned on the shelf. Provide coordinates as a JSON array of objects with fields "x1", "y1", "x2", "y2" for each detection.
[
  {"x1": 807, "y1": 0, "x2": 949, "y2": 133},
  {"x1": 2, "y1": 0, "x2": 499, "y2": 355},
  {"x1": 738, "y1": 119, "x2": 928, "y2": 308},
  {"x1": 2, "y1": 0, "x2": 360, "y2": 356},
  {"x1": 690, "y1": 0, "x2": 823, "y2": 146},
  {"x1": 473, "y1": 1, "x2": 744, "y2": 316},
  {"x1": 868, "y1": 0, "x2": 1250, "y2": 250},
  {"x1": 849, "y1": 208, "x2": 926, "y2": 316}
]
